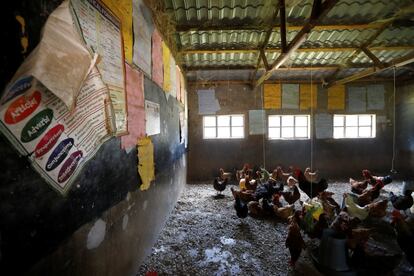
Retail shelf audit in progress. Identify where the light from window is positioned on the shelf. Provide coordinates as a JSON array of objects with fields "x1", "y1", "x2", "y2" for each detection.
[
  {"x1": 203, "y1": 115, "x2": 244, "y2": 139},
  {"x1": 333, "y1": 114, "x2": 376, "y2": 138},
  {"x1": 268, "y1": 115, "x2": 310, "y2": 139}
]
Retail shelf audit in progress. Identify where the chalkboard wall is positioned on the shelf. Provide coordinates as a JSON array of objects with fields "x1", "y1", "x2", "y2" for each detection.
[{"x1": 0, "y1": 1, "x2": 187, "y2": 274}]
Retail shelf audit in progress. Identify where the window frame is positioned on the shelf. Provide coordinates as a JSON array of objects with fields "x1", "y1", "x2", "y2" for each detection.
[
  {"x1": 333, "y1": 114, "x2": 376, "y2": 139},
  {"x1": 202, "y1": 114, "x2": 245, "y2": 139},
  {"x1": 268, "y1": 115, "x2": 311, "y2": 140}
]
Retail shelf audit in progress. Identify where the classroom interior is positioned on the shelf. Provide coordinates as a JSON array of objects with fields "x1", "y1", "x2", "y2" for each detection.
[{"x1": 1, "y1": 0, "x2": 414, "y2": 275}]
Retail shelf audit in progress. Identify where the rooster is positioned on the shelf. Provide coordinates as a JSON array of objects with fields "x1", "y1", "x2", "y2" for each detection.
[
  {"x1": 213, "y1": 177, "x2": 227, "y2": 195},
  {"x1": 391, "y1": 210, "x2": 414, "y2": 266},
  {"x1": 389, "y1": 190, "x2": 414, "y2": 211},
  {"x1": 231, "y1": 187, "x2": 248, "y2": 219},
  {"x1": 219, "y1": 168, "x2": 232, "y2": 182},
  {"x1": 281, "y1": 176, "x2": 301, "y2": 205},
  {"x1": 294, "y1": 168, "x2": 328, "y2": 198},
  {"x1": 286, "y1": 214, "x2": 306, "y2": 266}
]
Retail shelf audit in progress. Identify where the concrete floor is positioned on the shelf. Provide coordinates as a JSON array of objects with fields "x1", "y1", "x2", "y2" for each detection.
[{"x1": 139, "y1": 180, "x2": 414, "y2": 276}]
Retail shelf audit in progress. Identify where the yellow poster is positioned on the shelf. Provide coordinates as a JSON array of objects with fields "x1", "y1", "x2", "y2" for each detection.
[
  {"x1": 300, "y1": 84, "x2": 317, "y2": 110},
  {"x1": 328, "y1": 84, "x2": 345, "y2": 110},
  {"x1": 102, "y1": 0, "x2": 133, "y2": 64},
  {"x1": 263, "y1": 84, "x2": 281, "y2": 109},
  {"x1": 137, "y1": 137, "x2": 155, "y2": 191},
  {"x1": 162, "y1": 42, "x2": 171, "y2": 93}
]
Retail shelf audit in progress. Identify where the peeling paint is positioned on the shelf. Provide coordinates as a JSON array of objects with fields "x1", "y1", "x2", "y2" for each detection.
[
  {"x1": 86, "y1": 219, "x2": 106, "y2": 250},
  {"x1": 122, "y1": 214, "x2": 129, "y2": 230}
]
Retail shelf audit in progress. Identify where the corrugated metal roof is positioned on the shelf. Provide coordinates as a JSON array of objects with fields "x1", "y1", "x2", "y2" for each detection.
[
  {"x1": 157, "y1": 0, "x2": 414, "y2": 82},
  {"x1": 164, "y1": 0, "x2": 278, "y2": 27},
  {"x1": 182, "y1": 52, "x2": 258, "y2": 67}
]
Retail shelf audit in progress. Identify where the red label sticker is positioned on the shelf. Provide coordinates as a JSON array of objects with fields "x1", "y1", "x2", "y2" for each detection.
[
  {"x1": 4, "y1": 91, "x2": 41, "y2": 124},
  {"x1": 34, "y1": 124, "x2": 65, "y2": 158}
]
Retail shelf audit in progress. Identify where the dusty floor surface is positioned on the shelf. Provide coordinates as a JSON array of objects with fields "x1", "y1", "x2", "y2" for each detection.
[{"x1": 139, "y1": 180, "x2": 414, "y2": 276}]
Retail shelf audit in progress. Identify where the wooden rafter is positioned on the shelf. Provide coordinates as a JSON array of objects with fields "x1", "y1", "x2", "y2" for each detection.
[
  {"x1": 179, "y1": 46, "x2": 414, "y2": 55},
  {"x1": 279, "y1": 0, "x2": 287, "y2": 53},
  {"x1": 254, "y1": 0, "x2": 339, "y2": 88},
  {"x1": 328, "y1": 52, "x2": 414, "y2": 86},
  {"x1": 175, "y1": 23, "x2": 385, "y2": 32},
  {"x1": 361, "y1": 47, "x2": 385, "y2": 69}
]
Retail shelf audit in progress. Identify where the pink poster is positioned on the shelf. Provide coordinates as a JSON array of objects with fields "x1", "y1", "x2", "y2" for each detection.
[
  {"x1": 121, "y1": 64, "x2": 146, "y2": 149},
  {"x1": 152, "y1": 29, "x2": 163, "y2": 88}
]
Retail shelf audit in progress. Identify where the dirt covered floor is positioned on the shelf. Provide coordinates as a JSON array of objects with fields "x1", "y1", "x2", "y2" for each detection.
[{"x1": 139, "y1": 181, "x2": 414, "y2": 276}]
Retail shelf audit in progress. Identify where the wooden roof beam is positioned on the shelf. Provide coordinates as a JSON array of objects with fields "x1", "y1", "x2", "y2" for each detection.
[
  {"x1": 361, "y1": 47, "x2": 386, "y2": 69},
  {"x1": 175, "y1": 23, "x2": 385, "y2": 32},
  {"x1": 254, "y1": 0, "x2": 339, "y2": 88},
  {"x1": 179, "y1": 46, "x2": 414, "y2": 55},
  {"x1": 329, "y1": 52, "x2": 414, "y2": 86}
]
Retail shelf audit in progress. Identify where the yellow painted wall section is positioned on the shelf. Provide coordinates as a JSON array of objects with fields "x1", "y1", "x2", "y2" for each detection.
[
  {"x1": 328, "y1": 84, "x2": 345, "y2": 110},
  {"x1": 137, "y1": 137, "x2": 155, "y2": 191},
  {"x1": 263, "y1": 83, "x2": 281, "y2": 109},
  {"x1": 162, "y1": 42, "x2": 171, "y2": 93},
  {"x1": 300, "y1": 84, "x2": 318, "y2": 110}
]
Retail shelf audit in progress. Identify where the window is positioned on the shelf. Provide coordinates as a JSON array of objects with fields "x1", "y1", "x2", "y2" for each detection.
[
  {"x1": 333, "y1": 114, "x2": 376, "y2": 138},
  {"x1": 268, "y1": 115, "x2": 310, "y2": 139},
  {"x1": 203, "y1": 115, "x2": 244, "y2": 139}
]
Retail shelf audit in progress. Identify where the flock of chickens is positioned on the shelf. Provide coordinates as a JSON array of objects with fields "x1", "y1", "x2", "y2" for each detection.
[{"x1": 213, "y1": 165, "x2": 414, "y2": 272}]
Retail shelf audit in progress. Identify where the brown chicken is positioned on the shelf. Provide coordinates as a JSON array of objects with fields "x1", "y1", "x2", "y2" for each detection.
[
  {"x1": 330, "y1": 211, "x2": 360, "y2": 237},
  {"x1": 286, "y1": 215, "x2": 306, "y2": 266},
  {"x1": 274, "y1": 204, "x2": 295, "y2": 220},
  {"x1": 219, "y1": 168, "x2": 232, "y2": 181},
  {"x1": 347, "y1": 228, "x2": 371, "y2": 250},
  {"x1": 318, "y1": 191, "x2": 340, "y2": 219},
  {"x1": 367, "y1": 199, "x2": 388, "y2": 218},
  {"x1": 356, "y1": 182, "x2": 384, "y2": 206},
  {"x1": 350, "y1": 178, "x2": 368, "y2": 194},
  {"x1": 281, "y1": 185, "x2": 300, "y2": 205}
]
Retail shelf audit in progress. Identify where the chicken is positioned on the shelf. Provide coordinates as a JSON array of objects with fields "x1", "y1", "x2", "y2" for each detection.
[
  {"x1": 274, "y1": 204, "x2": 295, "y2": 220},
  {"x1": 330, "y1": 211, "x2": 361, "y2": 237},
  {"x1": 281, "y1": 186, "x2": 300, "y2": 205},
  {"x1": 350, "y1": 178, "x2": 368, "y2": 194},
  {"x1": 389, "y1": 190, "x2": 414, "y2": 210},
  {"x1": 343, "y1": 193, "x2": 369, "y2": 221},
  {"x1": 294, "y1": 168, "x2": 328, "y2": 198},
  {"x1": 231, "y1": 188, "x2": 255, "y2": 203},
  {"x1": 309, "y1": 213, "x2": 329, "y2": 239},
  {"x1": 213, "y1": 177, "x2": 227, "y2": 195},
  {"x1": 247, "y1": 201, "x2": 262, "y2": 217},
  {"x1": 286, "y1": 215, "x2": 306, "y2": 266},
  {"x1": 356, "y1": 181, "x2": 384, "y2": 206},
  {"x1": 347, "y1": 228, "x2": 371, "y2": 250},
  {"x1": 236, "y1": 163, "x2": 251, "y2": 182},
  {"x1": 219, "y1": 168, "x2": 232, "y2": 182},
  {"x1": 260, "y1": 167, "x2": 271, "y2": 182},
  {"x1": 318, "y1": 191, "x2": 340, "y2": 219},
  {"x1": 231, "y1": 187, "x2": 248, "y2": 219},
  {"x1": 367, "y1": 199, "x2": 388, "y2": 218},
  {"x1": 391, "y1": 210, "x2": 414, "y2": 266}
]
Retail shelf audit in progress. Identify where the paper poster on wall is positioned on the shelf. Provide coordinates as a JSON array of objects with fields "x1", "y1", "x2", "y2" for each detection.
[
  {"x1": 263, "y1": 84, "x2": 281, "y2": 109},
  {"x1": 145, "y1": 100, "x2": 160, "y2": 135},
  {"x1": 151, "y1": 29, "x2": 163, "y2": 88},
  {"x1": 162, "y1": 42, "x2": 171, "y2": 93},
  {"x1": 71, "y1": 0, "x2": 127, "y2": 135},
  {"x1": 249, "y1": 110, "x2": 266, "y2": 135},
  {"x1": 197, "y1": 89, "x2": 220, "y2": 115},
  {"x1": 180, "y1": 70, "x2": 186, "y2": 104},
  {"x1": 137, "y1": 137, "x2": 155, "y2": 191},
  {"x1": 348, "y1": 87, "x2": 366, "y2": 112},
  {"x1": 315, "y1": 113, "x2": 333, "y2": 139},
  {"x1": 4, "y1": 1, "x2": 94, "y2": 111},
  {"x1": 170, "y1": 56, "x2": 177, "y2": 98},
  {"x1": 328, "y1": 84, "x2": 345, "y2": 110},
  {"x1": 282, "y1": 84, "x2": 299, "y2": 109},
  {"x1": 300, "y1": 84, "x2": 317, "y2": 110},
  {"x1": 102, "y1": 0, "x2": 133, "y2": 64},
  {"x1": 0, "y1": 67, "x2": 115, "y2": 195},
  {"x1": 121, "y1": 64, "x2": 146, "y2": 149},
  {"x1": 367, "y1": 84, "x2": 385, "y2": 110},
  {"x1": 176, "y1": 67, "x2": 182, "y2": 102},
  {"x1": 132, "y1": 0, "x2": 154, "y2": 76}
]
